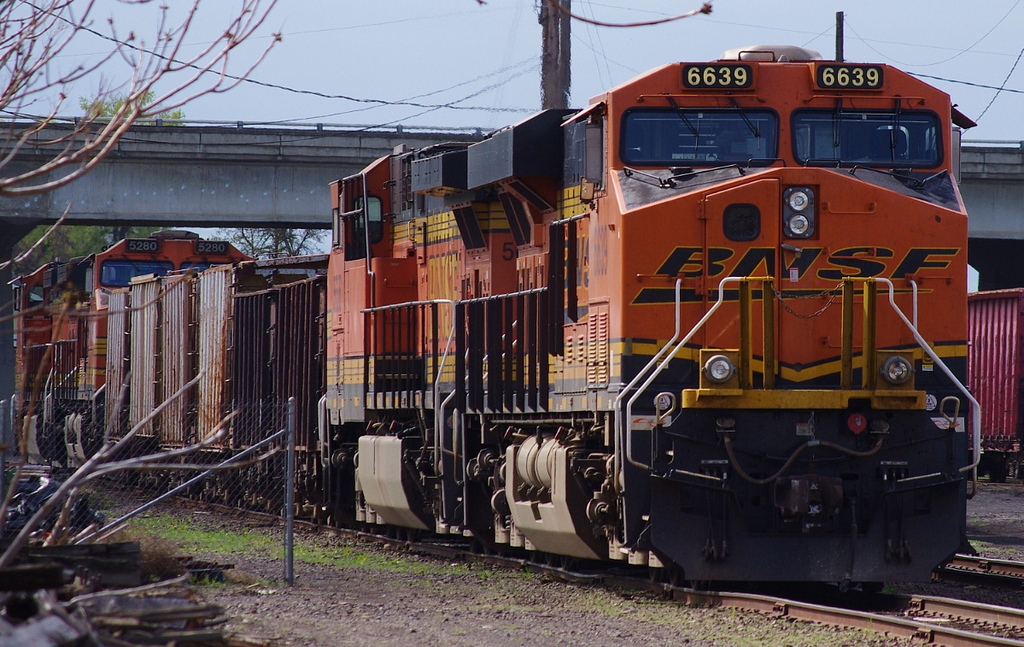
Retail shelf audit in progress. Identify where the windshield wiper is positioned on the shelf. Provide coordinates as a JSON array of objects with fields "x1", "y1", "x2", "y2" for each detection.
[
  {"x1": 889, "y1": 97, "x2": 903, "y2": 163},
  {"x1": 833, "y1": 98, "x2": 843, "y2": 150},
  {"x1": 665, "y1": 96, "x2": 700, "y2": 149},
  {"x1": 728, "y1": 96, "x2": 760, "y2": 138}
]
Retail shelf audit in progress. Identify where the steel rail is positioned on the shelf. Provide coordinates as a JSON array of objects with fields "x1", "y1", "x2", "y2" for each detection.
[
  {"x1": 946, "y1": 554, "x2": 1024, "y2": 578},
  {"x1": 673, "y1": 589, "x2": 1024, "y2": 647},
  {"x1": 901, "y1": 594, "x2": 1024, "y2": 631},
  {"x1": 938, "y1": 554, "x2": 1024, "y2": 587}
]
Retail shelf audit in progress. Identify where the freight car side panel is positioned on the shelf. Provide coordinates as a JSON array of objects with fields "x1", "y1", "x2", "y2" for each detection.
[
  {"x1": 104, "y1": 289, "x2": 129, "y2": 440},
  {"x1": 273, "y1": 276, "x2": 327, "y2": 451},
  {"x1": 968, "y1": 289, "x2": 1024, "y2": 452},
  {"x1": 160, "y1": 275, "x2": 193, "y2": 446},
  {"x1": 197, "y1": 266, "x2": 233, "y2": 447},
  {"x1": 233, "y1": 291, "x2": 273, "y2": 447},
  {"x1": 128, "y1": 277, "x2": 161, "y2": 438}
]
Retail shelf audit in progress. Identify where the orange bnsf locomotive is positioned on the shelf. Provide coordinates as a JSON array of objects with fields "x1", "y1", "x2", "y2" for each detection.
[
  {"x1": 325, "y1": 45, "x2": 977, "y2": 586},
  {"x1": 13, "y1": 230, "x2": 248, "y2": 466}
]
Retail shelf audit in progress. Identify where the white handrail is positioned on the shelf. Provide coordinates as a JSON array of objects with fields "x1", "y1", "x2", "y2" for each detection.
[
  {"x1": 612, "y1": 279, "x2": 681, "y2": 483},
  {"x1": 616, "y1": 277, "x2": 745, "y2": 479},
  {"x1": 431, "y1": 299, "x2": 457, "y2": 475},
  {"x1": 875, "y1": 278, "x2": 980, "y2": 477}
]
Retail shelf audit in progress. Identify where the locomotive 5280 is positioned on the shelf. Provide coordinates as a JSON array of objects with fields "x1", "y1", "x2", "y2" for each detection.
[{"x1": 326, "y1": 44, "x2": 977, "y2": 586}]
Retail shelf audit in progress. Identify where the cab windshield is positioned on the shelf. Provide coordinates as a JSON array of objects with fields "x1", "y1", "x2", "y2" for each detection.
[
  {"x1": 791, "y1": 109, "x2": 942, "y2": 167},
  {"x1": 99, "y1": 260, "x2": 174, "y2": 287},
  {"x1": 620, "y1": 108, "x2": 778, "y2": 166}
]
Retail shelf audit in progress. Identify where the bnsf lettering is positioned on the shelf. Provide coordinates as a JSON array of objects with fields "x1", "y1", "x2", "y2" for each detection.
[
  {"x1": 729, "y1": 248, "x2": 773, "y2": 277},
  {"x1": 891, "y1": 248, "x2": 958, "y2": 278},
  {"x1": 651, "y1": 246, "x2": 959, "y2": 280},
  {"x1": 815, "y1": 247, "x2": 894, "y2": 281}
]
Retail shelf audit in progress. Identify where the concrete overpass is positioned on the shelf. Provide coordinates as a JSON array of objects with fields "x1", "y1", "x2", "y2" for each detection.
[
  {"x1": 0, "y1": 121, "x2": 482, "y2": 229},
  {"x1": 960, "y1": 141, "x2": 1024, "y2": 291}
]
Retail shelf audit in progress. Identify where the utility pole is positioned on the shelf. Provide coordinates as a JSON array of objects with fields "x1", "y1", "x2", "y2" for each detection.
[
  {"x1": 835, "y1": 11, "x2": 844, "y2": 62},
  {"x1": 540, "y1": 0, "x2": 571, "y2": 110}
]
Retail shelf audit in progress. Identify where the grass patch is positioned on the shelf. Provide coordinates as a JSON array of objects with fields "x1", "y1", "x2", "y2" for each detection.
[
  {"x1": 127, "y1": 514, "x2": 277, "y2": 557},
  {"x1": 125, "y1": 514, "x2": 470, "y2": 576},
  {"x1": 292, "y1": 543, "x2": 468, "y2": 575}
]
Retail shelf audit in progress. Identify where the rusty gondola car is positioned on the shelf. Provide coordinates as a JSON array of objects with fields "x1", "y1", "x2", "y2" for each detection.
[{"x1": 324, "y1": 45, "x2": 978, "y2": 586}]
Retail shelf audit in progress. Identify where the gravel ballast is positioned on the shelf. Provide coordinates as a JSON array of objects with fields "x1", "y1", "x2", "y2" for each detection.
[{"x1": 115, "y1": 482, "x2": 1024, "y2": 647}]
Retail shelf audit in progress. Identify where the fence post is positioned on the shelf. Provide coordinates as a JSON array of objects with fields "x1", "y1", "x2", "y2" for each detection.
[{"x1": 285, "y1": 397, "x2": 295, "y2": 586}]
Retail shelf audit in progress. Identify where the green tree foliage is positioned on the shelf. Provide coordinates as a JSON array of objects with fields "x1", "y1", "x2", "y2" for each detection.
[
  {"x1": 80, "y1": 91, "x2": 185, "y2": 125},
  {"x1": 11, "y1": 225, "x2": 161, "y2": 276},
  {"x1": 217, "y1": 227, "x2": 328, "y2": 258}
]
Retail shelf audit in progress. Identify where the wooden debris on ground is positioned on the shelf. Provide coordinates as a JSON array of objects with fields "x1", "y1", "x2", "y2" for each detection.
[{"x1": 0, "y1": 575, "x2": 266, "y2": 646}]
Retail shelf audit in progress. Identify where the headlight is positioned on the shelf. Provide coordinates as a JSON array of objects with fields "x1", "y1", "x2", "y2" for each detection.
[
  {"x1": 880, "y1": 355, "x2": 913, "y2": 385},
  {"x1": 787, "y1": 190, "x2": 810, "y2": 211},
  {"x1": 703, "y1": 354, "x2": 736, "y2": 384},
  {"x1": 782, "y1": 186, "x2": 815, "y2": 238},
  {"x1": 788, "y1": 214, "x2": 810, "y2": 235}
]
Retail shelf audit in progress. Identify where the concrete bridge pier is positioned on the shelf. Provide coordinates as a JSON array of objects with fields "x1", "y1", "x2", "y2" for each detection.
[
  {"x1": 968, "y1": 238, "x2": 1024, "y2": 292},
  {"x1": 961, "y1": 143, "x2": 1024, "y2": 291}
]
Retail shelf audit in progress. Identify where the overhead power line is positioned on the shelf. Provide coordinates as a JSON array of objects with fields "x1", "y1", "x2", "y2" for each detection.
[
  {"x1": 36, "y1": 2, "x2": 534, "y2": 115},
  {"x1": 910, "y1": 72, "x2": 1024, "y2": 96},
  {"x1": 977, "y1": 46, "x2": 1024, "y2": 120},
  {"x1": 549, "y1": 0, "x2": 712, "y2": 28}
]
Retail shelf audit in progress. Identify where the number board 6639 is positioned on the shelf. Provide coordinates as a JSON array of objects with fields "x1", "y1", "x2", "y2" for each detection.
[
  {"x1": 682, "y1": 64, "x2": 753, "y2": 89},
  {"x1": 815, "y1": 64, "x2": 883, "y2": 89}
]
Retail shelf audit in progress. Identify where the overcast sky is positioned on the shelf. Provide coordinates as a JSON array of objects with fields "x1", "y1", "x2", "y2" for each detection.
[{"x1": 48, "y1": 0, "x2": 1024, "y2": 141}]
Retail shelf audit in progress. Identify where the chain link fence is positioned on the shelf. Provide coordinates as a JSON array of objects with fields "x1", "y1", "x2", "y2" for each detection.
[{"x1": 2, "y1": 395, "x2": 298, "y2": 585}]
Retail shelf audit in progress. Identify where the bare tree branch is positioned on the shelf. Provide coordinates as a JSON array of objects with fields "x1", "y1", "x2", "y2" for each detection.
[{"x1": 0, "y1": 0, "x2": 280, "y2": 197}]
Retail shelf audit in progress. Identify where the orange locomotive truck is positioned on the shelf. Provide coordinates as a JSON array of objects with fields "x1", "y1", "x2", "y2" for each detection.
[
  {"x1": 13, "y1": 230, "x2": 248, "y2": 466},
  {"x1": 325, "y1": 45, "x2": 975, "y2": 585}
]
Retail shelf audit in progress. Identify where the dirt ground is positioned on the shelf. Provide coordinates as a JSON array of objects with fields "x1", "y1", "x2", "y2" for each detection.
[
  {"x1": 183, "y1": 485, "x2": 1024, "y2": 646},
  {"x1": 962, "y1": 483, "x2": 1024, "y2": 561},
  {"x1": 199, "y1": 545, "x2": 915, "y2": 647}
]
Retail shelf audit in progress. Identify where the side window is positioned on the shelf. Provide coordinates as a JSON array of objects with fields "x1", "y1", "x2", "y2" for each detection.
[
  {"x1": 332, "y1": 206, "x2": 343, "y2": 250},
  {"x1": 345, "y1": 195, "x2": 383, "y2": 260},
  {"x1": 365, "y1": 196, "x2": 383, "y2": 244}
]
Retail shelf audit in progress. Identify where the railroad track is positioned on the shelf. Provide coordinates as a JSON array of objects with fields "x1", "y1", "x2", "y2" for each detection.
[
  {"x1": 674, "y1": 589, "x2": 1024, "y2": 646},
  {"x1": 939, "y1": 554, "x2": 1024, "y2": 587}
]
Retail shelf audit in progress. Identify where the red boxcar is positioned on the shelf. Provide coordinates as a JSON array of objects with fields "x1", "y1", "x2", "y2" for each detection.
[{"x1": 968, "y1": 289, "x2": 1024, "y2": 482}]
